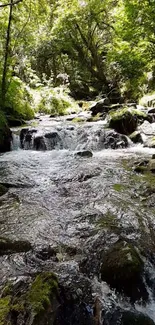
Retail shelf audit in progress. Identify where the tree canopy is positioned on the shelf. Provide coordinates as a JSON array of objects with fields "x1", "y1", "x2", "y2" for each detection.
[{"x1": 0, "y1": 0, "x2": 155, "y2": 121}]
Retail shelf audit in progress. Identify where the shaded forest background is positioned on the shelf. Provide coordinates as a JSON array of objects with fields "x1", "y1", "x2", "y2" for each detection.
[{"x1": 0, "y1": 0, "x2": 155, "y2": 123}]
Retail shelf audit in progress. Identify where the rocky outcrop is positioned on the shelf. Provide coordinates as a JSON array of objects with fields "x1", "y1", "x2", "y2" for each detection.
[{"x1": 101, "y1": 240, "x2": 147, "y2": 302}]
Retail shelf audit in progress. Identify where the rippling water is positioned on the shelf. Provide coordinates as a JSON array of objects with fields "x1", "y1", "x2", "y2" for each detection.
[{"x1": 1, "y1": 116, "x2": 155, "y2": 323}]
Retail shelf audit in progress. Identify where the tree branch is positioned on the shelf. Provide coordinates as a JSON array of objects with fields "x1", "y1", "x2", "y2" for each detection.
[{"x1": 0, "y1": 0, "x2": 22, "y2": 8}]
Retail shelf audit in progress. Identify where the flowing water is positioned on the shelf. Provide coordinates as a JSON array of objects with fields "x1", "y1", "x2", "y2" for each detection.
[{"x1": 1, "y1": 115, "x2": 155, "y2": 324}]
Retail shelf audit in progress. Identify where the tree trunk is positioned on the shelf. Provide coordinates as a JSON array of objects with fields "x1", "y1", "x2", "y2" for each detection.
[{"x1": 1, "y1": 0, "x2": 13, "y2": 109}]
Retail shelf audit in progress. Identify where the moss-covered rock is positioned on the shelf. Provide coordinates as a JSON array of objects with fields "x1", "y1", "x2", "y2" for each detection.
[
  {"x1": 0, "y1": 272, "x2": 59, "y2": 325},
  {"x1": 101, "y1": 240, "x2": 147, "y2": 302},
  {"x1": 0, "y1": 237, "x2": 32, "y2": 256},
  {"x1": 109, "y1": 107, "x2": 147, "y2": 135}
]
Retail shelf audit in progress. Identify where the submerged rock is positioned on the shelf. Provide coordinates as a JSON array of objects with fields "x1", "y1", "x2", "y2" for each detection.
[
  {"x1": 0, "y1": 237, "x2": 32, "y2": 256},
  {"x1": 75, "y1": 150, "x2": 93, "y2": 158},
  {"x1": 0, "y1": 184, "x2": 8, "y2": 196},
  {"x1": 100, "y1": 240, "x2": 147, "y2": 302}
]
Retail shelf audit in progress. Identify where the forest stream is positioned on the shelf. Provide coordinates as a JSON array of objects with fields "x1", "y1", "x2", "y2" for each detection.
[{"x1": 1, "y1": 115, "x2": 155, "y2": 325}]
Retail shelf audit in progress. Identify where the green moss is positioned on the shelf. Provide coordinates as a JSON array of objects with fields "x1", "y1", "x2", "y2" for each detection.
[
  {"x1": 27, "y1": 272, "x2": 58, "y2": 314},
  {"x1": 113, "y1": 183, "x2": 127, "y2": 192},
  {"x1": 72, "y1": 117, "x2": 85, "y2": 122},
  {"x1": 0, "y1": 296, "x2": 11, "y2": 325},
  {"x1": 109, "y1": 107, "x2": 147, "y2": 120},
  {"x1": 97, "y1": 212, "x2": 119, "y2": 233}
]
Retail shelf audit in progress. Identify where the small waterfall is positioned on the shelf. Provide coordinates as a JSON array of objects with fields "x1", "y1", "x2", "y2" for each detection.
[
  {"x1": 11, "y1": 133, "x2": 21, "y2": 150},
  {"x1": 19, "y1": 124, "x2": 130, "y2": 152}
]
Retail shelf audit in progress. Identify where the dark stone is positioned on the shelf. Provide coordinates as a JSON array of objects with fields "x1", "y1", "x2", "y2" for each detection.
[
  {"x1": 103, "y1": 130, "x2": 128, "y2": 149},
  {"x1": 34, "y1": 136, "x2": 46, "y2": 150},
  {"x1": 0, "y1": 183, "x2": 8, "y2": 196},
  {"x1": 0, "y1": 125, "x2": 12, "y2": 152},
  {"x1": 103, "y1": 308, "x2": 155, "y2": 325},
  {"x1": 0, "y1": 237, "x2": 32, "y2": 255},
  {"x1": 20, "y1": 128, "x2": 29, "y2": 148},
  {"x1": 50, "y1": 114, "x2": 57, "y2": 118},
  {"x1": 20, "y1": 128, "x2": 37, "y2": 149},
  {"x1": 121, "y1": 311, "x2": 155, "y2": 325},
  {"x1": 7, "y1": 116, "x2": 25, "y2": 127},
  {"x1": 44, "y1": 132, "x2": 59, "y2": 139},
  {"x1": 36, "y1": 246, "x2": 57, "y2": 261},
  {"x1": 90, "y1": 99, "x2": 110, "y2": 116},
  {"x1": 129, "y1": 131, "x2": 143, "y2": 144},
  {"x1": 148, "y1": 107, "x2": 155, "y2": 114},
  {"x1": 76, "y1": 151, "x2": 93, "y2": 158},
  {"x1": 101, "y1": 240, "x2": 148, "y2": 302}
]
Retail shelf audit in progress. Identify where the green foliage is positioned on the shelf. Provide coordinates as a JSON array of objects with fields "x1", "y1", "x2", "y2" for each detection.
[
  {"x1": 4, "y1": 77, "x2": 34, "y2": 120},
  {"x1": 36, "y1": 87, "x2": 79, "y2": 115}
]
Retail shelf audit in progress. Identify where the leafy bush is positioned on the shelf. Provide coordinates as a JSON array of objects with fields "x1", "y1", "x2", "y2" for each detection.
[
  {"x1": 4, "y1": 77, "x2": 34, "y2": 120},
  {"x1": 36, "y1": 87, "x2": 79, "y2": 116}
]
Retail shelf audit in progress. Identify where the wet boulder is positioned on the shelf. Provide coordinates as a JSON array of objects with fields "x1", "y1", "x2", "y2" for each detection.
[
  {"x1": 0, "y1": 237, "x2": 32, "y2": 255},
  {"x1": 34, "y1": 136, "x2": 46, "y2": 150},
  {"x1": 103, "y1": 130, "x2": 128, "y2": 149},
  {"x1": 121, "y1": 311, "x2": 155, "y2": 325},
  {"x1": 129, "y1": 131, "x2": 143, "y2": 144},
  {"x1": 108, "y1": 108, "x2": 147, "y2": 135},
  {"x1": 101, "y1": 240, "x2": 147, "y2": 302},
  {"x1": 44, "y1": 131, "x2": 63, "y2": 149},
  {"x1": 90, "y1": 98, "x2": 110, "y2": 116},
  {"x1": 103, "y1": 308, "x2": 155, "y2": 325},
  {"x1": 20, "y1": 128, "x2": 37, "y2": 149}
]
